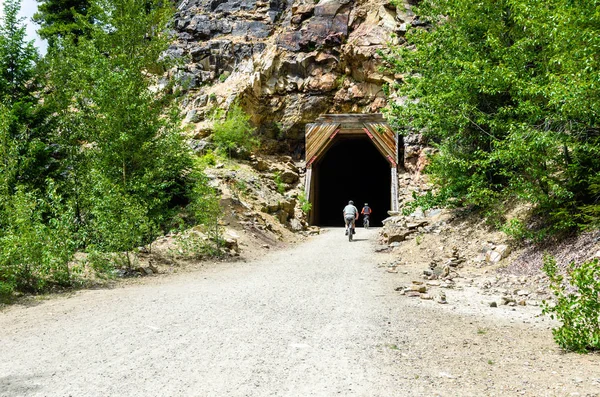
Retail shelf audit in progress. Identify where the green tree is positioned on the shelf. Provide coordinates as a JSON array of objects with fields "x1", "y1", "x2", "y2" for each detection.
[
  {"x1": 45, "y1": 0, "x2": 192, "y2": 251},
  {"x1": 0, "y1": 0, "x2": 38, "y2": 103},
  {"x1": 33, "y1": 0, "x2": 92, "y2": 46},
  {"x1": 385, "y1": 0, "x2": 600, "y2": 233},
  {"x1": 0, "y1": 0, "x2": 51, "y2": 193}
]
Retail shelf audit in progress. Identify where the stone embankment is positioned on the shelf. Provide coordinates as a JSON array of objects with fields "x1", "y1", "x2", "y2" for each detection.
[{"x1": 378, "y1": 205, "x2": 557, "y2": 311}]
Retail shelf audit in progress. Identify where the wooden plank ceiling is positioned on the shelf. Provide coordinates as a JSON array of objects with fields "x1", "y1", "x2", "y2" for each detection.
[{"x1": 305, "y1": 114, "x2": 397, "y2": 167}]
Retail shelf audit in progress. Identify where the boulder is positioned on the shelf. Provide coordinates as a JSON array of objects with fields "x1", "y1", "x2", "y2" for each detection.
[
  {"x1": 253, "y1": 158, "x2": 271, "y2": 172},
  {"x1": 279, "y1": 169, "x2": 300, "y2": 184},
  {"x1": 383, "y1": 225, "x2": 414, "y2": 243},
  {"x1": 262, "y1": 202, "x2": 280, "y2": 213},
  {"x1": 494, "y1": 244, "x2": 511, "y2": 258},
  {"x1": 486, "y1": 250, "x2": 503, "y2": 263},
  {"x1": 279, "y1": 198, "x2": 297, "y2": 215},
  {"x1": 289, "y1": 218, "x2": 304, "y2": 231},
  {"x1": 409, "y1": 285, "x2": 427, "y2": 293}
]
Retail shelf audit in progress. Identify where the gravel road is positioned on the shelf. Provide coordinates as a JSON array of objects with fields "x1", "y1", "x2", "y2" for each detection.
[{"x1": 1, "y1": 228, "x2": 599, "y2": 396}]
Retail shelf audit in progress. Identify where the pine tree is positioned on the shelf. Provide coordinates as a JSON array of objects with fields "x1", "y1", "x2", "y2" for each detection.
[
  {"x1": 0, "y1": 0, "x2": 38, "y2": 104},
  {"x1": 33, "y1": 0, "x2": 92, "y2": 46},
  {"x1": 0, "y1": 0, "x2": 47, "y2": 192}
]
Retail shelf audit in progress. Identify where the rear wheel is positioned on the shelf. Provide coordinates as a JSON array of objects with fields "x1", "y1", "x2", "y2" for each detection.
[{"x1": 348, "y1": 224, "x2": 353, "y2": 242}]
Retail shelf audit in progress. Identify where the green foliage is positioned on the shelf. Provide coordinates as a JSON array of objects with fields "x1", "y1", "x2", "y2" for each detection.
[
  {"x1": 0, "y1": 0, "x2": 50, "y2": 191},
  {"x1": 501, "y1": 218, "x2": 535, "y2": 241},
  {"x1": 385, "y1": 0, "x2": 600, "y2": 234},
  {"x1": 234, "y1": 179, "x2": 248, "y2": 195},
  {"x1": 0, "y1": 0, "x2": 221, "y2": 297},
  {"x1": 186, "y1": 166, "x2": 223, "y2": 256},
  {"x1": 0, "y1": 185, "x2": 76, "y2": 297},
  {"x1": 85, "y1": 251, "x2": 116, "y2": 279},
  {"x1": 298, "y1": 191, "x2": 312, "y2": 214},
  {"x1": 402, "y1": 189, "x2": 455, "y2": 216},
  {"x1": 542, "y1": 256, "x2": 600, "y2": 353},
  {"x1": 274, "y1": 172, "x2": 285, "y2": 194},
  {"x1": 45, "y1": 0, "x2": 191, "y2": 226},
  {"x1": 0, "y1": 0, "x2": 38, "y2": 104},
  {"x1": 174, "y1": 229, "x2": 226, "y2": 260},
  {"x1": 0, "y1": 105, "x2": 17, "y2": 200},
  {"x1": 212, "y1": 104, "x2": 258, "y2": 157},
  {"x1": 198, "y1": 150, "x2": 218, "y2": 167},
  {"x1": 33, "y1": 0, "x2": 93, "y2": 46},
  {"x1": 415, "y1": 234, "x2": 423, "y2": 246},
  {"x1": 85, "y1": 172, "x2": 153, "y2": 267}
]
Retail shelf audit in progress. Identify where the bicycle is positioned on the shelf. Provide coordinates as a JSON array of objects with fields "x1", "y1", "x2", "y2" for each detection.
[
  {"x1": 363, "y1": 214, "x2": 370, "y2": 229},
  {"x1": 345, "y1": 217, "x2": 355, "y2": 242}
]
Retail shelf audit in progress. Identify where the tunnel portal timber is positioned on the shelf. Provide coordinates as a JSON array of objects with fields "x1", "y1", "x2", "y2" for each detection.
[{"x1": 304, "y1": 114, "x2": 399, "y2": 227}]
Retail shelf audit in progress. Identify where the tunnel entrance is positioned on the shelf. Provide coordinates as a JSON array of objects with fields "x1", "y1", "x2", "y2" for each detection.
[
  {"x1": 312, "y1": 136, "x2": 391, "y2": 226},
  {"x1": 304, "y1": 114, "x2": 399, "y2": 227}
]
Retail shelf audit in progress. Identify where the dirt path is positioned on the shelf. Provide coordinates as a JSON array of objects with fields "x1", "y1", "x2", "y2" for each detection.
[{"x1": 1, "y1": 228, "x2": 599, "y2": 396}]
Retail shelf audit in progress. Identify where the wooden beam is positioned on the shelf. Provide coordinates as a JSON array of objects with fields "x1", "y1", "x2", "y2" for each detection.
[{"x1": 314, "y1": 113, "x2": 386, "y2": 124}]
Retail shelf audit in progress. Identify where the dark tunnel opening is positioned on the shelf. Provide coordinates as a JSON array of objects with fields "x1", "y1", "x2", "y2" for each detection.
[{"x1": 312, "y1": 135, "x2": 391, "y2": 227}]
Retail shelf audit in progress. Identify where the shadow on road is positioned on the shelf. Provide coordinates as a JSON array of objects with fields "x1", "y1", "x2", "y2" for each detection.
[{"x1": 0, "y1": 375, "x2": 43, "y2": 396}]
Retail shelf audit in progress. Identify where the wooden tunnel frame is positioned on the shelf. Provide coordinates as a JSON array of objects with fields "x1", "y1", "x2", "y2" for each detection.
[{"x1": 304, "y1": 114, "x2": 399, "y2": 224}]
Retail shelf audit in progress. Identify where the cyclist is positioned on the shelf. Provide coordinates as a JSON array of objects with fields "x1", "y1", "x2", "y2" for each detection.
[
  {"x1": 361, "y1": 203, "x2": 372, "y2": 226},
  {"x1": 343, "y1": 200, "x2": 359, "y2": 235}
]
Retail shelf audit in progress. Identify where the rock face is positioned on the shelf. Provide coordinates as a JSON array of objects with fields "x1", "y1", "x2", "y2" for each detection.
[{"x1": 170, "y1": 0, "x2": 416, "y2": 153}]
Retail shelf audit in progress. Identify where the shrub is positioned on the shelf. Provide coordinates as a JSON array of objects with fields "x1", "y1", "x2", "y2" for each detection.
[
  {"x1": 85, "y1": 173, "x2": 154, "y2": 269},
  {"x1": 542, "y1": 255, "x2": 600, "y2": 353},
  {"x1": 0, "y1": 185, "x2": 76, "y2": 297},
  {"x1": 501, "y1": 218, "x2": 534, "y2": 241},
  {"x1": 384, "y1": 0, "x2": 600, "y2": 235},
  {"x1": 212, "y1": 104, "x2": 258, "y2": 157},
  {"x1": 298, "y1": 191, "x2": 312, "y2": 214},
  {"x1": 274, "y1": 172, "x2": 285, "y2": 194},
  {"x1": 198, "y1": 150, "x2": 217, "y2": 167},
  {"x1": 187, "y1": 167, "x2": 223, "y2": 256}
]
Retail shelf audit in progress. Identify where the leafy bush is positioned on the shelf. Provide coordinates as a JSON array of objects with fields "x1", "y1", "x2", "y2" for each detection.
[
  {"x1": 274, "y1": 172, "x2": 285, "y2": 194},
  {"x1": 298, "y1": 191, "x2": 312, "y2": 214},
  {"x1": 198, "y1": 150, "x2": 218, "y2": 167},
  {"x1": 385, "y1": 0, "x2": 600, "y2": 234},
  {"x1": 501, "y1": 219, "x2": 535, "y2": 241},
  {"x1": 187, "y1": 166, "x2": 223, "y2": 256},
  {"x1": 174, "y1": 229, "x2": 226, "y2": 260},
  {"x1": 85, "y1": 173, "x2": 154, "y2": 269},
  {"x1": 402, "y1": 190, "x2": 452, "y2": 216},
  {"x1": 212, "y1": 104, "x2": 258, "y2": 157},
  {"x1": 0, "y1": 185, "x2": 76, "y2": 297},
  {"x1": 542, "y1": 255, "x2": 600, "y2": 353}
]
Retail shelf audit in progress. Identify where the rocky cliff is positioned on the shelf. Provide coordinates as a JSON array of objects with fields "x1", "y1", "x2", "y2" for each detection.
[{"x1": 168, "y1": 0, "x2": 419, "y2": 154}]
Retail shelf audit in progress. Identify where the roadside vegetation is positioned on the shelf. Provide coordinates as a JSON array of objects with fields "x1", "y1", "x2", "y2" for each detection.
[
  {"x1": 386, "y1": 0, "x2": 600, "y2": 238},
  {"x1": 385, "y1": 0, "x2": 600, "y2": 352},
  {"x1": 0, "y1": 0, "x2": 233, "y2": 301}
]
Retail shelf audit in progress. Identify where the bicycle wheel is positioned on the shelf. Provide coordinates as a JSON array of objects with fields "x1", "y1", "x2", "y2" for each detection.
[{"x1": 348, "y1": 224, "x2": 353, "y2": 242}]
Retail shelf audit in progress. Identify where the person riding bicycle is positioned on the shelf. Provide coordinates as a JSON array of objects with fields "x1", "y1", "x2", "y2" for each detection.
[
  {"x1": 343, "y1": 200, "x2": 359, "y2": 235},
  {"x1": 361, "y1": 203, "x2": 372, "y2": 226}
]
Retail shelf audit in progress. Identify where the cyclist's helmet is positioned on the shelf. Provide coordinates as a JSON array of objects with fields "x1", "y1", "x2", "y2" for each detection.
[
  {"x1": 364, "y1": 203, "x2": 368, "y2": 206},
  {"x1": 349, "y1": 200, "x2": 354, "y2": 205}
]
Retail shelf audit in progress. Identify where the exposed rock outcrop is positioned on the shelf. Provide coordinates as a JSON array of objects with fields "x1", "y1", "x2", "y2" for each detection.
[{"x1": 170, "y1": 0, "x2": 417, "y2": 153}]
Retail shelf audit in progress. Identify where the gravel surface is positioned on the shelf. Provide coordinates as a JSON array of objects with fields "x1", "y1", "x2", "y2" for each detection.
[{"x1": 1, "y1": 228, "x2": 599, "y2": 396}]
